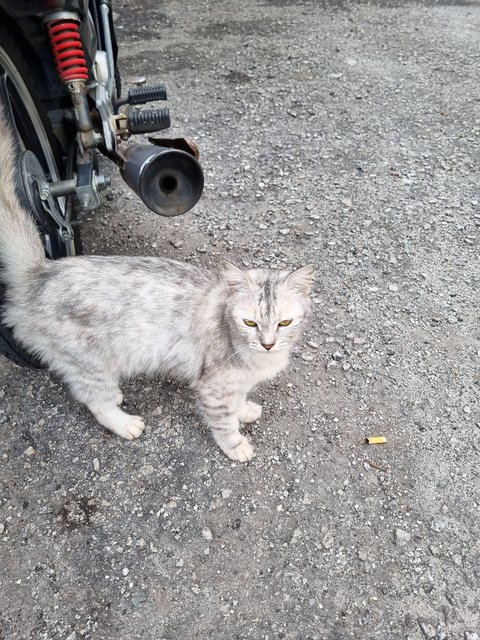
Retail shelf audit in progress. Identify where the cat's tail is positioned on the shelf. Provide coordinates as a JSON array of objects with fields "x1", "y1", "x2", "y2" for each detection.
[{"x1": 0, "y1": 113, "x2": 46, "y2": 290}]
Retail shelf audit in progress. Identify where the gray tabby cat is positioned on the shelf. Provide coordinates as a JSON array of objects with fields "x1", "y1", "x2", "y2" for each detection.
[{"x1": 0, "y1": 119, "x2": 315, "y2": 461}]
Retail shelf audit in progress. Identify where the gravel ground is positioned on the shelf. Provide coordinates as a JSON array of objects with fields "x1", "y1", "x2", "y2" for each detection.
[{"x1": 1, "y1": 1, "x2": 479, "y2": 639}]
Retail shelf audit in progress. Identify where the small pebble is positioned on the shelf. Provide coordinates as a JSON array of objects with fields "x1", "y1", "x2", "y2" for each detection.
[
  {"x1": 122, "y1": 568, "x2": 129, "y2": 576},
  {"x1": 202, "y1": 527, "x2": 213, "y2": 542},
  {"x1": 290, "y1": 528, "x2": 302, "y2": 544},
  {"x1": 301, "y1": 353, "x2": 314, "y2": 362},
  {"x1": 418, "y1": 620, "x2": 437, "y2": 639},
  {"x1": 394, "y1": 529, "x2": 411, "y2": 546},
  {"x1": 322, "y1": 533, "x2": 334, "y2": 549},
  {"x1": 24, "y1": 446, "x2": 36, "y2": 457},
  {"x1": 430, "y1": 517, "x2": 447, "y2": 532},
  {"x1": 131, "y1": 591, "x2": 148, "y2": 607}
]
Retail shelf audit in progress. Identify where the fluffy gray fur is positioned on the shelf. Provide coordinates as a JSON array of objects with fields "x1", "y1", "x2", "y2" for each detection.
[{"x1": 0, "y1": 117, "x2": 315, "y2": 461}]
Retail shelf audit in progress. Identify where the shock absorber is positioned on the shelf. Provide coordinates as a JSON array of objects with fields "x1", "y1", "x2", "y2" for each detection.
[
  {"x1": 46, "y1": 18, "x2": 88, "y2": 83},
  {"x1": 44, "y1": 13, "x2": 95, "y2": 148}
]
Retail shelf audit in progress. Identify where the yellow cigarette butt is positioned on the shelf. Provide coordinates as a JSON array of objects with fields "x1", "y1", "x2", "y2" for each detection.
[{"x1": 365, "y1": 436, "x2": 387, "y2": 445}]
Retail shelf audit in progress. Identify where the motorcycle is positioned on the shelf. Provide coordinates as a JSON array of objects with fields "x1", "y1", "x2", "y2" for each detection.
[{"x1": 0, "y1": 0, "x2": 204, "y2": 367}]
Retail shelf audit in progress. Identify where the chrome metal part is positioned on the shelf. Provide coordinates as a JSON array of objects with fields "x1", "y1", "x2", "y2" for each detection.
[
  {"x1": 88, "y1": 23, "x2": 116, "y2": 152},
  {"x1": 38, "y1": 185, "x2": 75, "y2": 244},
  {"x1": 46, "y1": 178, "x2": 76, "y2": 198},
  {"x1": 113, "y1": 112, "x2": 129, "y2": 140},
  {"x1": 99, "y1": 2, "x2": 116, "y2": 98},
  {"x1": 33, "y1": 159, "x2": 111, "y2": 212},
  {"x1": 75, "y1": 160, "x2": 110, "y2": 210},
  {"x1": 92, "y1": 81, "x2": 115, "y2": 151},
  {"x1": 65, "y1": 79, "x2": 96, "y2": 149},
  {"x1": 66, "y1": 80, "x2": 91, "y2": 132},
  {"x1": 94, "y1": 51, "x2": 109, "y2": 86},
  {"x1": 41, "y1": 10, "x2": 81, "y2": 24}
]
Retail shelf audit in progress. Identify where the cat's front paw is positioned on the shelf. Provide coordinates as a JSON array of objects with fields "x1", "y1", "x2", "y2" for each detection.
[
  {"x1": 225, "y1": 436, "x2": 254, "y2": 462},
  {"x1": 238, "y1": 401, "x2": 262, "y2": 424},
  {"x1": 117, "y1": 416, "x2": 145, "y2": 440}
]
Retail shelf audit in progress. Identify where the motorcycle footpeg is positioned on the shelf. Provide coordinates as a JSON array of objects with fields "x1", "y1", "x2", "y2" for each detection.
[
  {"x1": 127, "y1": 84, "x2": 167, "y2": 104},
  {"x1": 116, "y1": 84, "x2": 168, "y2": 108},
  {"x1": 127, "y1": 108, "x2": 171, "y2": 134}
]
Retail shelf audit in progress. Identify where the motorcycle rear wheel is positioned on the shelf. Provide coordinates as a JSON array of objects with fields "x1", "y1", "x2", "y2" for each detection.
[{"x1": 0, "y1": 24, "x2": 81, "y2": 367}]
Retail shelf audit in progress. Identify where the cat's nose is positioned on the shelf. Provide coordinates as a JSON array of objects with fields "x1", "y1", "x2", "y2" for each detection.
[{"x1": 261, "y1": 343, "x2": 274, "y2": 351}]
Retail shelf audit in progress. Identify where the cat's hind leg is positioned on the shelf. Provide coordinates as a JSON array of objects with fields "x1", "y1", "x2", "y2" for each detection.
[
  {"x1": 64, "y1": 370, "x2": 144, "y2": 440},
  {"x1": 89, "y1": 401, "x2": 145, "y2": 440}
]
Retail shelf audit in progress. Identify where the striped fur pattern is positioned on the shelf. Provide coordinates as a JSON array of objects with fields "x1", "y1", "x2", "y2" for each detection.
[{"x1": 0, "y1": 116, "x2": 315, "y2": 461}]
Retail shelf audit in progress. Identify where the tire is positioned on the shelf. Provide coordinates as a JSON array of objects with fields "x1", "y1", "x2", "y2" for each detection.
[{"x1": 0, "y1": 23, "x2": 82, "y2": 367}]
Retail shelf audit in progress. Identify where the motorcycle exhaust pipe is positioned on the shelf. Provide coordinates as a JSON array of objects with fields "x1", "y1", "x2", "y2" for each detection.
[{"x1": 120, "y1": 144, "x2": 204, "y2": 217}]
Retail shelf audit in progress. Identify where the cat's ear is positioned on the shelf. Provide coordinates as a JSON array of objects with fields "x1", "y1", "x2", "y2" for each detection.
[
  {"x1": 284, "y1": 264, "x2": 316, "y2": 295},
  {"x1": 222, "y1": 262, "x2": 252, "y2": 292}
]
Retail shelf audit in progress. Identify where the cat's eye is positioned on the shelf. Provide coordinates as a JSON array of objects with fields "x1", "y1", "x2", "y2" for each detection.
[
  {"x1": 243, "y1": 319, "x2": 257, "y2": 327},
  {"x1": 278, "y1": 319, "x2": 292, "y2": 327}
]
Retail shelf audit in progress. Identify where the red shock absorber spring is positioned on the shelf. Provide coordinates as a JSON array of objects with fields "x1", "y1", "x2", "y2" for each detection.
[{"x1": 46, "y1": 19, "x2": 89, "y2": 84}]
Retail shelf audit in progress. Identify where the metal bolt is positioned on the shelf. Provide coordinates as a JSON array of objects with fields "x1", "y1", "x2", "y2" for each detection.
[
  {"x1": 80, "y1": 193, "x2": 93, "y2": 208},
  {"x1": 95, "y1": 175, "x2": 111, "y2": 191},
  {"x1": 40, "y1": 188, "x2": 49, "y2": 201}
]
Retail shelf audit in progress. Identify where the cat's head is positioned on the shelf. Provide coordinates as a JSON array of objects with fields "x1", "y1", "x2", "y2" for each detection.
[{"x1": 222, "y1": 263, "x2": 315, "y2": 354}]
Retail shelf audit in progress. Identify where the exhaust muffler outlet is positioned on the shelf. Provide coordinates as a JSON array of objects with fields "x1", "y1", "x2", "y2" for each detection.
[{"x1": 120, "y1": 144, "x2": 204, "y2": 217}]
